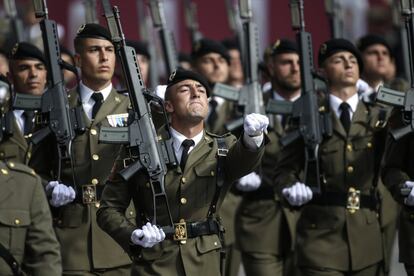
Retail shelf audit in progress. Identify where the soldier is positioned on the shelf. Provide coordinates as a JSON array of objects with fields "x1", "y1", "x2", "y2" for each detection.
[
  {"x1": 29, "y1": 23, "x2": 133, "y2": 275},
  {"x1": 97, "y1": 68, "x2": 268, "y2": 276},
  {"x1": 126, "y1": 40, "x2": 151, "y2": 86},
  {"x1": 222, "y1": 38, "x2": 244, "y2": 88},
  {"x1": 2, "y1": 42, "x2": 47, "y2": 164},
  {"x1": 274, "y1": 38, "x2": 389, "y2": 275},
  {"x1": 0, "y1": 49, "x2": 9, "y2": 76},
  {"x1": 235, "y1": 39, "x2": 301, "y2": 276}
]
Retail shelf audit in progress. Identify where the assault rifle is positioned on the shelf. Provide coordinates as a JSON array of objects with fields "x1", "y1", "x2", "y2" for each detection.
[
  {"x1": 183, "y1": 0, "x2": 203, "y2": 45},
  {"x1": 100, "y1": 0, "x2": 177, "y2": 228},
  {"x1": 212, "y1": 0, "x2": 264, "y2": 131},
  {"x1": 136, "y1": 0, "x2": 159, "y2": 89},
  {"x1": 376, "y1": 0, "x2": 414, "y2": 140},
  {"x1": 148, "y1": 0, "x2": 179, "y2": 76},
  {"x1": 3, "y1": 0, "x2": 24, "y2": 45},
  {"x1": 0, "y1": 77, "x2": 14, "y2": 143},
  {"x1": 392, "y1": 0, "x2": 411, "y2": 83},
  {"x1": 13, "y1": 0, "x2": 85, "y2": 185},
  {"x1": 324, "y1": 0, "x2": 344, "y2": 38},
  {"x1": 84, "y1": 0, "x2": 99, "y2": 24},
  {"x1": 225, "y1": 0, "x2": 245, "y2": 64}
]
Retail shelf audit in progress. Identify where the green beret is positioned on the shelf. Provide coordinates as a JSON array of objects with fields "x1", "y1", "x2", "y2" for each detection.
[
  {"x1": 166, "y1": 68, "x2": 211, "y2": 97},
  {"x1": 357, "y1": 34, "x2": 393, "y2": 57},
  {"x1": 270, "y1": 39, "x2": 298, "y2": 56},
  {"x1": 75, "y1": 23, "x2": 112, "y2": 42},
  {"x1": 126, "y1": 40, "x2": 150, "y2": 60},
  {"x1": 9, "y1": 42, "x2": 46, "y2": 65}
]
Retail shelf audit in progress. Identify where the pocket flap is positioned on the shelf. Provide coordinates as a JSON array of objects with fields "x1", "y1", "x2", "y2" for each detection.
[
  {"x1": 353, "y1": 136, "x2": 372, "y2": 150},
  {"x1": 0, "y1": 209, "x2": 30, "y2": 227},
  {"x1": 194, "y1": 161, "x2": 216, "y2": 177},
  {"x1": 196, "y1": 234, "x2": 222, "y2": 254}
]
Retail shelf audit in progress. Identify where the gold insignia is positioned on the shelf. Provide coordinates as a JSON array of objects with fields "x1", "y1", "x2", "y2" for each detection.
[
  {"x1": 115, "y1": 96, "x2": 120, "y2": 103},
  {"x1": 320, "y1": 43, "x2": 327, "y2": 55},
  {"x1": 169, "y1": 70, "x2": 177, "y2": 81},
  {"x1": 273, "y1": 39, "x2": 281, "y2": 49},
  {"x1": 11, "y1": 43, "x2": 19, "y2": 56},
  {"x1": 77, "y1": 24, "x2": 86, "y2": 34}
]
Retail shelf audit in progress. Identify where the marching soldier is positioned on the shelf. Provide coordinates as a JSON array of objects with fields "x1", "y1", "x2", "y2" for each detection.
[
  {"x1": 97, "y1": 68, "x2": 268, "y2": 276},
  {"x1": 235, "y1": 39, "x2": 301, "y2": 276},
  {"x1": 29, "y1": 23, "x2": 133, "y2": 275},
  {"x1": 274, "y1": 38, "x2": 389, "y2": 275},
  {"x1": 222, "y1": 38, "x2": 244, "y2": 89},
  {"x1": 1, "y1": 42, "x2": 47, "y2": 164}
]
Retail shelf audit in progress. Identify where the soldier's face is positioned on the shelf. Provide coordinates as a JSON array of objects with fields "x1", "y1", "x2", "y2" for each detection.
[
  {"x1": 195, "y1": 53, "x2": 229, "y2": 84},
  {"x1": 362, "y1": 44, "x2": 392, "y2": 80},
  {"x1": 322, "y1": 51, "x2": 359, "y2": 87},
  {"x1": 165, "y1": 80, "x2": 209, "y2": 124},
  {"x1": 75, "y1": 38, "x2": 115, "y2": 88},
  {"x1": 137, "y1": 54, "x2": 149, "y2": 85},
  {"x1": 9, "y1": 58, "x2": 47, "y2": 96},
  {"x1": 268, "y1": 53, "x2": 301, "y2": 91},
  {"x1": 228, "y1": 49, "x2": 244, "y2": 83},
  {"x1": 0, "y1": 54, "x2": 9, "y2": 76}
]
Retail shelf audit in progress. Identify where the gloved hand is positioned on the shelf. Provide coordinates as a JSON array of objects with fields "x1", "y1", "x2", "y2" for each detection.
[
  {"x1": 403, "y1": 181, "x2": 414, "y2": 206},
  {"x1": 131, "y1": 222, "x2": 166, "y2": 248},
  {"x1": 45, "y1": 181, "x2": 76, "y2": 207},
  {"x1": 282, "y1": 182, "x2": 313, "y2": 206},
  {"x1": 236, "y1": 172, "x2": 262, "y2": 192},
  {"x1": 244, "y1": 113, "x2": 269, "y2": 137}
]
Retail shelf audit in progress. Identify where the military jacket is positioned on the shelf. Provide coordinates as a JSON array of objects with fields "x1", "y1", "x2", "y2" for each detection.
[
  {"x1": 236, "y1": 91, "x2": 300, "y2": 256},
  {"x1": 275, "y1": 98, "x2": 389, "y2": 271},
  {"x1": 382, "y1": 131, "x2": 414, "y2": 264},
  {"x1": 29, "y1": 88, "x2": 133, "y2": 271},
  {"x1": 0, "y1": 114, "x2": 30, "y2": 164},
  {"x1": 97, "y1": 130, "x2": 265, "y2": 276},
  {"x1": 0, "y1": 161, "x2": 61, "y2": 275}
]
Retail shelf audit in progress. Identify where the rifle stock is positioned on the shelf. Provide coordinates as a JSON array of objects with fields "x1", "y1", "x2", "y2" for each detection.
[{"x1": 3, "y1": 0, "x2": 24, "y2": 44}]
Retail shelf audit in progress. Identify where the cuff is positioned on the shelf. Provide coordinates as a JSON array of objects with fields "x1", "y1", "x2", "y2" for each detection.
[{"x1": 242, "y1": 132, "x2": 264, "y2": 150}]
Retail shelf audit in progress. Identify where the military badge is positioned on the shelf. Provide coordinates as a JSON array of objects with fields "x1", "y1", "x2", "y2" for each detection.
[
  {"x1": 320, "y1": 43, "x2": 327, "y2": 55},
  {"x1": 77, "y1": 24, "x2": 86, "y2": 34},
  {"x1": 106, "y1": 113, "x2": 128, "y2": 127},
  {"x1": 169, "y1": 70, "x2": 177, "y2": 81}
]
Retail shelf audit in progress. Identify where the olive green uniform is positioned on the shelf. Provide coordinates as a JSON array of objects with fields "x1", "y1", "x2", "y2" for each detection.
[
  {"x1": 0, "y1": 160, "x2": 61, "y2": 275},
  {"x1": 275, "y1": 98, "x2": 389, "y2": 275},
  {"x1": 0, "y1": 114, "x2": 30, "y2": 164},
  {"x1": 29, "y1": 88, "x2": 133, "y2": 274},
  {"x1": 236, "y1": 93, "x2": 300, "y2": 276},
  {"x1": 97, "y1": 130, "x2": 265, "y2": 276},
  {"x1": 382, "y1": 130, "x2": 414, "y2": 275}
]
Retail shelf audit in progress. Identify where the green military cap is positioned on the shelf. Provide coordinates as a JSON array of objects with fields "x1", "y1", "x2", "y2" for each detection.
[
  {"x1": 318, "y1": 38, "x2": 363, "y2": 71},
  {"x1": 166, "y1": 68, "x2": 211, "y2": 97},
  {"x1": 191, "y1": 38, "x2": 230, "y2": 64},
  {"x1": 270, "y1": 39, "x2": 298, "y2": 56},
  {"x1": 126, "y1": 40, "x2": 150, "y2": 60},
  {"x1": 9, "y1": 42, "x2": 46, "y2": 65},
  {"x1": 75, "y1": 23, "x2": 112, "y2": 42},
  {"x1": 221, "y1": 37, "x2": 240, "y2": 51},
  {"x1": 357, "y1": 34, "x2": 393, "y2": 57}
]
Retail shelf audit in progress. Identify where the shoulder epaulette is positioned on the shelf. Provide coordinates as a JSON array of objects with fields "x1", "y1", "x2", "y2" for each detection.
[
  {"x1": 4, "y1": 161, "x2": 37, "y2": 177},
  {"x1": 205, "y1": 131, "x2": 232, "y2": 138}
]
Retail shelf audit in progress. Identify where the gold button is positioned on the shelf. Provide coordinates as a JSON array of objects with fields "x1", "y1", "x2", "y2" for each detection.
[
  {"x1": 57, "y1": 220, "x2": 62, "y2": 225},
  {"x1": 90, "y1": 129, "x2": 97, "y2": 135},
  {"x1": 367, "y1": 142, "x2": 372, "y2": 148},
  {"x1": 30, "y1": 169, "x2": 36, "y2": 175},
  {"x1": 27, "y1": 152, "x2": 31, "y2": 159},
  {"x1": 95, "y1": 202, "x2": 100, "y2": 208},
  {"x1": 410, "y1": 214, "x2": 414, "y2": 220},
  {"x1": 0, "y1": 152, "x2": 4, "y2": 157},
  {"x1": 310, "y1": 223, "x2": 316, "y2": 228},
  {"x1": 210, "y1": 171, "x2": 215, "y2": 176},
  {"x1": 14, "y1": 219, "x2": 20, "y2": 225},
  {"x1": 1, "y1": 169, "x2": 8, "y2": 175},
  {"x1": 145, "y1": 182, "x2": 150, "y2": 188},
  {"x1": 180, "y1": 240, "x2": 187, "y2": 245},
  {"x1": 346, "y1": 144, "x2": 352, "y2": 152},
  {"x1": 180, "y1": 198, "x2": 187, "y2": 204},
  {"x1": 129, "y1": 211, "x2": 134, "y2": 216},
  {"x1": 347, "y1": 166, "x2": 354, "y2": 173},
  {"x1": 8, "y1": 162, "x2": 14, "y2": 168},
  {"x1": 181, "y1": 177, "x2": 186, "y2": 184},
  {"x1": 92, "y1": 154, "x2": 99, "y2": 161},
  {"x1": 91, "y1": 178, "x2": 99, "y2": 185},
  {"x1": 214, "y1": 241, "x2": 218, "y2": 246}
]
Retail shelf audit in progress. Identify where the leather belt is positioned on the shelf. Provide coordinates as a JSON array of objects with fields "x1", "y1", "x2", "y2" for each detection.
[
  {"x1": 310, "y1": 189, "x2": 378, "y2": 212},
  {"x1": 165, "y1": 219, "x2": 221, "y2": 241},
  {"x1": 244, "y1": 186, "x2": 275, "y2": 201}
]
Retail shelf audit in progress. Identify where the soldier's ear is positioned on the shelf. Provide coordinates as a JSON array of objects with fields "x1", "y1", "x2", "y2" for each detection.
[
  {"x1": 165, "y1": 100, "x2": 174, "y2": 113},
  {"x1": 74, "y1": 53, "x2": 81, "y2": 68},
  {"x1": 317, "y1": 68, "x2": 326, "y2": 78}
]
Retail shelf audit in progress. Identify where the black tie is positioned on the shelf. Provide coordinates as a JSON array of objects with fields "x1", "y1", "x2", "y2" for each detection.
[
  {"x1": 207, "y1": 99, "x2": 218, "y2": 129},
  {"x1": 91, "y1": 92, "x2": 104, "y2": 119},
  {"x1": 339, "y1": 102, "x2": 351, "y2": 134},
  {"x1": 23, "y1": 111, "x2": 35, "y2": 135},
  {"x1": 180, "y1": 139, "x2": 195, "y2": 171}
]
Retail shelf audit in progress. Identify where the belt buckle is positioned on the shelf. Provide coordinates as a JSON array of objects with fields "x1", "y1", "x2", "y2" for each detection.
[
  {"x1": 173, "y1": 219, "x2": 187, "y2": 242},
  {"x1": 217, "y1": 148, "x2": 228, "y2": 157},
  {"x1": 346, "y1": 187, "x2": 360, "y2": 214},
  {"x1": 82, "y1": 185, "x2": 97, "y2": 204}
]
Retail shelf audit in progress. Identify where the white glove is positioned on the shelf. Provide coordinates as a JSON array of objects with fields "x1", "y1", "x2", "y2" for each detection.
[
  {"x1": 282, "y1": 182, "x2": 313, "y2": 206},
  {"x1": 131, "y1": 222, "x2": 166, "y2": 248},
  {"x1": 403, "y1": 181, "x2": 414, "y2": 206},
  {"x1": 244, "y1": 113, "x2": 269, "y2": 137},
  {"x1": 45, "y1": 181, "x2": 76, "y2": 207},
  {"x1": 236, "y1": 172, "x2": 262, "y2": 192}
]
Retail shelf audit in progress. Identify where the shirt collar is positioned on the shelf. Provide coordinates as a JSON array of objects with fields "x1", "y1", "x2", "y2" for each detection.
[
  {"x1": 80, "y1": 81, "x2": 113, "y2": 104},
  {"x1": 273, "y1": 90, "x2": 300, "y2": 102},
  {"x1": 170, "y1": 127, "x2": 204, "y2": 152},
  {"x1": 330, "y1": 92, "x2": 359, "y2": 114}
]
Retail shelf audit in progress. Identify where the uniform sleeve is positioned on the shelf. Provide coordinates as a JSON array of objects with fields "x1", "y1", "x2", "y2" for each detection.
[
  {"x1": 381, "y1": 135, "x2": 411, "y2": 204},
  {"x1": 23, "y1": 175, "x2": 62, "y2": 276},
  {"x1": 96, "y1": 154, "x2": 137, "y2": 255}
]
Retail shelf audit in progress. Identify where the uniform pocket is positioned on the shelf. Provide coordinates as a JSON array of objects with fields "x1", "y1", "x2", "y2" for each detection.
[
  {"x1": 193, "y1": 160, "x2": 217, "y2": 208},
  {"x1": 196, "y1": 235, "x2": 222, "y2": 255},
  {"x1": 0, "y1": 209, "x2": 31, "y2": 255},
  {"x1": 55, "y1": 203, "x2": 84, "y2": 228}
]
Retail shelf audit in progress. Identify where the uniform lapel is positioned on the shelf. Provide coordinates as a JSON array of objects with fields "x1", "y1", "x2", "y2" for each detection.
[
  {"x1": 330, "y1": 107, "x2": 347, "y2": 140},
  {"x1": 92, "y1": 89, "x2": 122, "y2": 126},
  {"x1": 349, "y1": 100, "x2": 369, "y2": 137},
  {"x1": 10, "y1": 114, "x2": 28, "y2": 150},
  {"x1": 185, "y1": 132, "x2": 213, "y2": 171}
]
